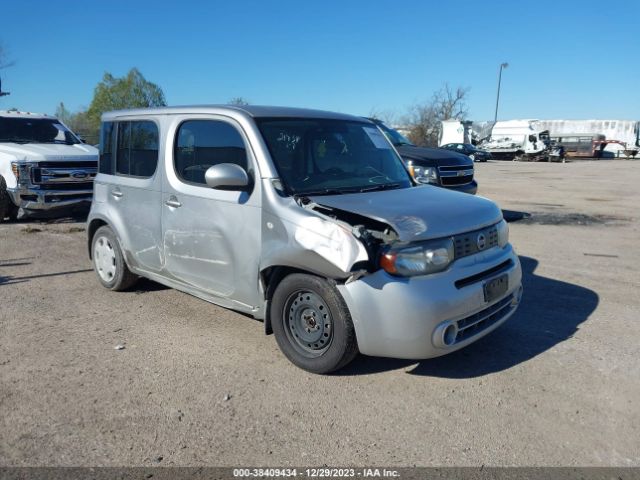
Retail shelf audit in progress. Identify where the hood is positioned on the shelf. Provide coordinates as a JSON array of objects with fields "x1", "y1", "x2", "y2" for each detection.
[
  {"x1": 396, "y1": 145, "x2": 472, "y2": 167},
  {"x1": 0, "y1": 143, "x2": 99, "y2": 161},
  {"x1": 310, "y1": 185, "x2": 501, "y2": 243}
]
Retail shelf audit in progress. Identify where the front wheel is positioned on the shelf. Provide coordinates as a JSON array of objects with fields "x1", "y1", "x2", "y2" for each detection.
[
  {"x1": 91, "y1": 225, "x2": 138, "y2": 291},
  {"x1": 0, "y1": 176, "x2": 18, "y2": 222},
  {"x1": 271, "y1": 274, "x2": 358, "y2": 374}
]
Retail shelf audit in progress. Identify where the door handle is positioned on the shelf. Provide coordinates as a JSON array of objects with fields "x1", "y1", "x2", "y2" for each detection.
[
  {"x1": 165, "y1": 197, "x2": 182, "y2": 208},
  {"x1": 111, "y1": 188, "x2": 123, "y2": 198}
]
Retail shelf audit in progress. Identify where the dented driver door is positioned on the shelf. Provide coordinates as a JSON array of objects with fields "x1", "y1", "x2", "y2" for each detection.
[{"x1": 161, "y1": 115, "x2": 261, "y2": 309}]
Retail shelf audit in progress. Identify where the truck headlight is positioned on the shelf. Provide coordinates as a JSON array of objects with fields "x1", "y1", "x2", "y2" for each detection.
[
  {"x1": 380, "y1": 238, "x2": 454, "y2": 276},
  {"x1": 407, "y1": 161, "x2": 438, "y2": 185},
  {"x1": 11, "y1": 162, "x2": 20, "y2": 180},
  {"x1": 496, "y1": 219, "x2": 509, "y2": 248}
]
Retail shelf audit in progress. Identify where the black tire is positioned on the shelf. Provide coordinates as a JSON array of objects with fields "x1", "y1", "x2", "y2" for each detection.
[
  {"x1": 91, "y1": 225, "x2": 138, "y2": 291},
  {"x1": 271, "y1": 273, "x2": 358, "y2": 374},
  {"x1": 0, "y1": 176, "x2": 18, "y2": 222}
]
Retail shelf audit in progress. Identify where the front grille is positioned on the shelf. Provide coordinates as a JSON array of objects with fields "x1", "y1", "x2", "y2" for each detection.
[
  {"x1": 438, "y1": 165, "x2": 474, "y2": 186},
  {"x1": 30, "y1": 160, "x2": 97, "y2": 190},
  {"x1": 35, "y1": 161, "x2": 97, "y2": 169},
  {"x1": 453, "y1": 224, "x2": 499, "y2": 259},
  {"x1": 441, "y1": 175, "x2": 474, "y2": 186},
  {"x1": 455, "y1": 294, "x2": 514, "y2": 343}
]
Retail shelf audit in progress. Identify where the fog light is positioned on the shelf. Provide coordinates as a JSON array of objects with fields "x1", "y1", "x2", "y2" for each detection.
[
  {"x1": 443, "y1": 324, "x2": 458, "y2": 346},
  {"x1": 511, "y1": 286, "x2": 524, "y2": 307},
  {"x1": 433, "y1": 321, "x2": 459, "y2": 348}
]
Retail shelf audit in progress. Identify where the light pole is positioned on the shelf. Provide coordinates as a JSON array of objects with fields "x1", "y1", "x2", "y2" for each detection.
[{"x1": 493, "y1": 62, "x2": 508, "y2": 123}]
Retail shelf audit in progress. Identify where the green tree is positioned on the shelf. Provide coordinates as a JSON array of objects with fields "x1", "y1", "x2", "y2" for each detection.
[{"x1": 86, "y1": 68, "x2": 166, "y2": 137}]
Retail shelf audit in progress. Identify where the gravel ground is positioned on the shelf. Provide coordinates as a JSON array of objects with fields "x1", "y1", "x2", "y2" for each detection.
[{"x1": 0, "y1": 160, "x2": 639, "y2": 467}]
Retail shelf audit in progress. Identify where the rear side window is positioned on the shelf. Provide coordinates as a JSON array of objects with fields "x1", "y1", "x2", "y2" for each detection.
[
  {"x1": 174, "y1": 120, "x2": 247, "y2": 185},
  {"x1": 99, "y1": 122, "x2": 115, "y2": 174},
  {"x1": 114, "y1": 120, "x2": 159, "y2": 178}
]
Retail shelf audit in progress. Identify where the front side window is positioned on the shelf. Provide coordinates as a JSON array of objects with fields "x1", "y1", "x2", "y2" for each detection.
[
  {"x1": 115, "y1": 120, "x2": 159, "y2": 178},
  {"x1": 257, "y1": 118, "x2": 411, "y2": 196},
  {"x1": 174, "y1": 120, "x2": 248, "y2": 185}
]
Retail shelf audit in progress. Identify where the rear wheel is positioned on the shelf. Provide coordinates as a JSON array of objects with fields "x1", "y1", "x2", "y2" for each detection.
[
  {"x1": 91, "y1": 225, "x2": 138, "y2": 291},
  {"x1": 271, "y1": 274, "x2": 358, "y2": 374},
  {"x1": 0, "y1": 176, "x2": 18, "y2": 222}
]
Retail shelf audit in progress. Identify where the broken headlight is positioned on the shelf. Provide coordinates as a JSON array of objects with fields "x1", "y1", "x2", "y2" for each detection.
[
  {"x1": 380, "y1": 238, "x2": 454, "y2": 277},
  {"x1": 496, "y1": 219, "x2": 509, "y2": 248},
  {"x1": 11, "y1": 161, "x2": 29, "y2": 186}
]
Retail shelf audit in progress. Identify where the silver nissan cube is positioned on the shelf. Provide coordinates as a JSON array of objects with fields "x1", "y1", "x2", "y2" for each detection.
[{"x1": 87, "y1": 105, "x2": 522, "y2": 373}]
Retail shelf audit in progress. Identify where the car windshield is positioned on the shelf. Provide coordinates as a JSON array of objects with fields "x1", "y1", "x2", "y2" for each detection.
[
  {"x1": 0, "y1": 117, "x2": 81, "y2": 145},
  {"x1": 257, "y1": 118, "x2": 412, "y2": 196},
  {"x1": 374, "y1": 121, "x2": 414, "y2": 146}
]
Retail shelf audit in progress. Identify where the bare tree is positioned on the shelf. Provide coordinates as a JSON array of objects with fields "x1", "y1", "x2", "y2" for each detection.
[
  {"x1": 368, "y1": 107, "x2": 398, "y2": 125},
  {"x1": 228, "y1": 97, "x2": 250, "y2": 106},
  {"x1": 404, "y1": 84, "x2": 469, "y2": 147}
]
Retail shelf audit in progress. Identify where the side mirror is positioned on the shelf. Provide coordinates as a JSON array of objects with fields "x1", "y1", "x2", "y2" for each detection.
[{"x1": 204, "y1": 163, "x2": 249, "y2": 189}]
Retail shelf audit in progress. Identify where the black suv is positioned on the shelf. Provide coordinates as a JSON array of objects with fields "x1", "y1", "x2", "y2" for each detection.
[
  {"x1": 370, "y1": 119, "x2": 477, "y2": 195},
  {"x1": 441, "y1": 143, "x2": 492, "y2": 162}
]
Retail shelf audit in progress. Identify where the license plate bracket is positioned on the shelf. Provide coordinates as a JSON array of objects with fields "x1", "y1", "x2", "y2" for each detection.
[{"x1": 483, "y1": 274, "x2": 509, "y2": 303}]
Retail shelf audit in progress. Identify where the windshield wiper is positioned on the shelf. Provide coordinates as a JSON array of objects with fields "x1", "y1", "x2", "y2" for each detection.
[
  {"x1": 41, "y1": 140, "x2": 76, "y2": 145},
  {"x1": 358, "y1": 182, "x2": 401, "y2": 193},
  {"x1": 293, "y1": 187, "x2": 357, "y2": 198}
]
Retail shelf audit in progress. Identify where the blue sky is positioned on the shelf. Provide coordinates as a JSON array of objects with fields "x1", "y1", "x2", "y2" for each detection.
[{"x1": 1, "y1": 0, "x2": 639, "y2": 121}]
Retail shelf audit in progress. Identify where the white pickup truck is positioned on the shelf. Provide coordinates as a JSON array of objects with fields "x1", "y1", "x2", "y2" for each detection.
[{"x1": 0, "y1": 110, "x2": 98, "y2": 221}]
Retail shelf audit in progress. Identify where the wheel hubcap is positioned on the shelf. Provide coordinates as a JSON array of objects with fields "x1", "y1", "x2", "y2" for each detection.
[
  {"x1": 94, "y1": 236, "x2": 117, "y2": 283},
  {"x1": 284, "y1": 290, "x2": 332, "y2": 357}
]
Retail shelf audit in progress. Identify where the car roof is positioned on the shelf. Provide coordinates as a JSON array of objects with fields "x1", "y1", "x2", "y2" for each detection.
[
  {"x1": 103, "y1": 105, "x2": 370, "y2": 123},
  {"x1": 0, "y1": 110, "x2": 52, "y2": 119}
]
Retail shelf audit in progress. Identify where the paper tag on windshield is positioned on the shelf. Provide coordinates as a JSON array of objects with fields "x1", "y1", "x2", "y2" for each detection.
[{"x1": 363, "y1": 127, "x2": 391, "y2": 149}]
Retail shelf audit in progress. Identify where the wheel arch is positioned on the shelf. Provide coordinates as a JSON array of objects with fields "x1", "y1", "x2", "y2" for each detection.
[
  {"x1": 87, "y1": 218, "x2": 108, "y2": 259},
  {"x1": 260, "y1": 265, "x2": 308, "y2": 335},
  {"x1": 260, "y1": 265, "x2": 343, "y2": 335}
]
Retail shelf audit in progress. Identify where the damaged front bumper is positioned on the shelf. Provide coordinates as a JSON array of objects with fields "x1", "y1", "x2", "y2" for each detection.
[
  {"x1": 8, "y1": 186, "x2": 93, "y2": 210},
  {"x1": 337, "y1": 244, "x2": 522, "y2": 359}
]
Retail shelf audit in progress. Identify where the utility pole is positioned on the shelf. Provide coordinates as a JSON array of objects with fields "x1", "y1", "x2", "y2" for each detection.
[
  {"x1": 0, "y1": 75, "x2": 10, "y2": 97},
  {"x1": 494, "y1": 62, "x2": 508, "y2": 123}
]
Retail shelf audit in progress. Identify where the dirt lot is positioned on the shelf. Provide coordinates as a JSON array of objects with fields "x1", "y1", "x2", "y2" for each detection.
[{"x1": 1, "y1": 160, "x2": 639, "y2": 467}]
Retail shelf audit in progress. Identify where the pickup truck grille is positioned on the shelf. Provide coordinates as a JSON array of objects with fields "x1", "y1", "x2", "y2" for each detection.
[
  {"x1": 30, "y1": 161, "x2": 97, "y2": 189},
  {"x1": 453, "y1": 224, "x2": 499, "y2": 259},
  {"x1": 438, "y1": 165, "x2": 474, "y2": 186}
]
